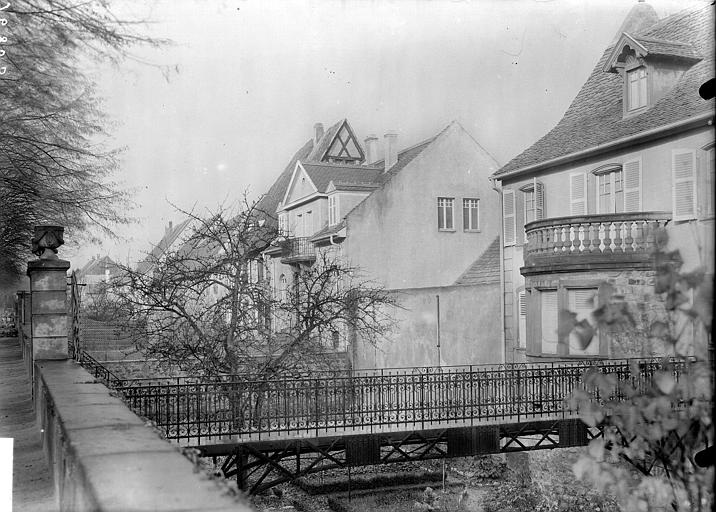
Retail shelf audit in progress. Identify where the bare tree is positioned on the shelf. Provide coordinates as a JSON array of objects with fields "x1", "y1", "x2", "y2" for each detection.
[{"x1": 110, "y1": 197, "x2": 397, "y2": 379}]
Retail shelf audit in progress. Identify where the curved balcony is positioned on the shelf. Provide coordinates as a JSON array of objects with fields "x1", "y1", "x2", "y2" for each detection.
[
  {"x1": 522, "y1": 211, "x2": 671, "y2": 275},
  {"x1": 280, "y1": 237, "x2": 316, "y2": 264}
]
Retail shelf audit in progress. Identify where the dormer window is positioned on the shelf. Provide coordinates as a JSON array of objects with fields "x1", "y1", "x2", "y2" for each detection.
[
  {"x1": 627, "y1": 66, "x2": 647, "y2": 111},
  {"x1": 604, "y1": 32, "x2": 702, "y2": 118}
]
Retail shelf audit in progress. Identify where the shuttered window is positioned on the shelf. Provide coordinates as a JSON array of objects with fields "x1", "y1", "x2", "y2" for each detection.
[
  {"x1": 567, "y1": 289, "x2": 599, "y2": 356},
  {"x1": 570, "y1": 173, "x2": 587, "y2": 215},
  {"x1": 503, "y1": 189, "x2": 516, "y2": 246},
  {"x1": 518, "y1": 291, "x2": 527, "y2": 349},
  {"x1": 328, "y1": 196, "x2": 338, "y2": 226},
  {"x1": 672, "y1": 150, "x2": 697, "y2": 221},
  {"x1": 541, "y1": 290, "x2": 558, "y2": 354},
  {"x1": 623, "y1": 159, "x2": 642, "y2": 212},
  {"x1": 703, "y1": 147, "x2": 715, "y2": 218},
  {"x1": 523, "y1": 182, "x2": 544, "y2": 224}
]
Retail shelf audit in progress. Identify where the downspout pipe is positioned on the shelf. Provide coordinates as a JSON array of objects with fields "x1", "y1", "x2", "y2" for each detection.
[{"x1": 490, "y1": 176, "x2": 506, "y2": 365}]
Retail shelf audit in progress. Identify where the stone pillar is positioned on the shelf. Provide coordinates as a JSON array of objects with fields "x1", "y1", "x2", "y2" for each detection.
[{"x1": 27, "y1": 226, "x2": 70, "y2": 360}]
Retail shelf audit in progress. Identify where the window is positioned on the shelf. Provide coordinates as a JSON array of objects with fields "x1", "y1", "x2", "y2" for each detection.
[
  {"x1": 535, "y1": 286, "x2": 602, "y2": 357},
  {"x1": 627, "y1": 67, "x2": 647, "y2": 111},
  {"x1": 328, "y1": 195, "x2": 339, "y2": 226},
  {"x1": 540, "y1": 290, "x2": 558, "y2": 355},
  {"x1": 593, "y1": 160, "x2": 641, "y2": 213},
  {"x1": 567, "y1": 289, "x2": 599, "y2": 356},
  {"x1": 463, "y1": 198, "x2": 479, "y2": 231},
  {"x1": 437, "y1": 197, "x2": 455, "y2": 230},
  {"x1": 278, "y1": 213, "x2": 288, "y2": 235},
  {"x1": 597, "y1": 169, "x2": 624, "y2": 213},
  {"x1": 279, "y1": 274, "x2": 287, "y2": 302}
]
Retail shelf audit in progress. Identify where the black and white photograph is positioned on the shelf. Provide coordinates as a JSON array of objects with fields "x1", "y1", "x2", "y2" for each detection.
[{"x1": 0, "y1": 0, "x2": 713, "y2": 510}]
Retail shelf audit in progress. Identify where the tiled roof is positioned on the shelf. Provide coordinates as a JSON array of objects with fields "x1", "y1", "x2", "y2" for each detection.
[
  {"x1": 310, "y1": 220, "x2": 346, "y2": 242},
  {"x1": 453, "y1": 237, "x2": 501, "y2": 286},
  {"x1": 301, "y1": 162, "x2": 383, "y2": 193},
  {"x1": 307, "y1": 120, "x2": 343, "y2": 162},
  {"x1": 77, "y1": 256, "x2": 119, "y2": 278},
  {"x1": 330, "y1": 183, "x2": 380, "y2": 192},
  {"x1": 255, "y1": 119, "x2": 351, "y2": 221},
  {"x1": 372, "y1": 136, "x2": 438, "y2": 185},
  {"x1": 255, "y1": 139, "x2": 314, "y2": 221},
  {"x1": 136, "y1": 218, "x2": 192, "y2": 274},
  {"x1": 495, "y1": 5, "x2": 714, "y2": 178},
  {"x1": 633, "y1": 35, "x2": 701, "y2": 60}
]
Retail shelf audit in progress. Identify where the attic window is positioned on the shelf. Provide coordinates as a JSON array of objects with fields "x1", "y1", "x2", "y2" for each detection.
[{"x1": 627, "y1": 66, "x2": 647, "y2": 111}]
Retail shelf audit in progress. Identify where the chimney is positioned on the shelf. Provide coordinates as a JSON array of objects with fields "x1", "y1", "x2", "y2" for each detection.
[
  {"x1": 314, "y1": 123, "x2": 324, "y2": 144},
  {"x1": 364, "y1": 134, "x2": 379, "y2": 164},
  {"x1": 384, "y1": 132, "x2": 398, "y2": 171}
]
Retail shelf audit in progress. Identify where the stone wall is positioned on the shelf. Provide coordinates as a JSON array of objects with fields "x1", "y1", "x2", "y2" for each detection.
[
  {"x1": 353, "y1": 282, "x2": 502, "y2": 369},
  {"x1": 32, "y1": 359, "x2": 249, "y2": 512}
]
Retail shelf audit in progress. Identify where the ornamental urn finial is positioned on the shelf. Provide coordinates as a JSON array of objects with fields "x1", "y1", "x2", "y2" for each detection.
[{"x1": 31, "y1": 225, "x2": 65, "y2": 259}]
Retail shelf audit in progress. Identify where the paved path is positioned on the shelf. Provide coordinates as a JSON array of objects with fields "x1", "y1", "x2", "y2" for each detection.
[{"x1": 0, "y1": 337, "x2": 58, "y2": 512}]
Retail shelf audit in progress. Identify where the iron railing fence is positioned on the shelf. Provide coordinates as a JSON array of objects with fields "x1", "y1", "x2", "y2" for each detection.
[
  {"x1": 78, "y1": 350, "x2": 127, "y2": 388},
  {"x1": 114, "y1": 357, "x2": 692, "y2": 444},
  {"x1": 98, "y1": 357, "x2": 668, "y2": 387}
]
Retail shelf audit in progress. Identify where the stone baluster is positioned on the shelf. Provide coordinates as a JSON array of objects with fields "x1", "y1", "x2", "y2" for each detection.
[
  {"x1": 613, "y1": 221, "x2": 624, "y2": 253},
  {"x1": 597, "y1": 221, "x2": 606, "y2": 252}
]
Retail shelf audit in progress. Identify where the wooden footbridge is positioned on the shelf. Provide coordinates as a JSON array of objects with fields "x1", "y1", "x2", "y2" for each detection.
[{"x1": 78, "y1": 352, "x2": 687, "y2": 494}]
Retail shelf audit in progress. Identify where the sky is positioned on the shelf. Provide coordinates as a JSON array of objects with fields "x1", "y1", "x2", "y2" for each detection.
[{"x1": 70, "y1": 0, "x2": 697, "y2": 269}]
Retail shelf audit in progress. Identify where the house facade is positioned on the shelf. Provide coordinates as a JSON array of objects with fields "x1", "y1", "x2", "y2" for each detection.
[
  {"x1": 261, "y1": 119, "x2": 504, "y2": 369},
  {"x1": 76, "y1": 255, "x2": 121, "y2": 296},
  {"x1": 492, "y1": 4, "x2": 714, "y2": 362}
]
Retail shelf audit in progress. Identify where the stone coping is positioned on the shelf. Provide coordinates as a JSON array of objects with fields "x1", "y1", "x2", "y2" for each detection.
[{"x1": 35, "y1": 360, "x2": 251, "y2": 512}]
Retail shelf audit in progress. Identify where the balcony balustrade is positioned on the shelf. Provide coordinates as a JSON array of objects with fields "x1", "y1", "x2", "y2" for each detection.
[
  {"x1": 280, "y1": 236, "x2": 316, "y2": 264},
  {"x1": 523, "y1": 211, "x2": 671, "y2": 274}
]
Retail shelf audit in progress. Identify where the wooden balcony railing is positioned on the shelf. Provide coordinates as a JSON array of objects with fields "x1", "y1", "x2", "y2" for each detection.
[
  {"x1": 523, "y1": 212, "x2": 671, "y2": 272},
  {"x1": 280, "y1": 237, "x2": 316, "y2": 264}
]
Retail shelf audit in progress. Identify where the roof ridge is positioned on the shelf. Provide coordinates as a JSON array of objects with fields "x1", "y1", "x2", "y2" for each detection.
[
  {"x1": 371, "y1": 135, "x2": 437, "y2": 166},
  {"x1": 302, "y1": 160, "x2": 382, "y2": 170},
  {"x1": 634, "y1": 34, "x2": 694, "y2": 45},
  {"x1": 638, "y1": 4, "x2": 707, "y2": 38}
]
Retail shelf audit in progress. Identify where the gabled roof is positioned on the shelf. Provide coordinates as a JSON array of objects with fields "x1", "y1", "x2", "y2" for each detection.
[
  {"x1": 136, "y1": 218, "x2": 192, "y2": 274},
  {"x1": 306, "y1": 120, "x2": 343, "y2": 161},
  {"x1": 255, "y1": 119, "x2": 363, "y2": 219},
  {"x1": 494, "y1": 5, "x2": 714, "y2": 178},
  {"x1": 453, "y1": 237, "x2": 501, "y2": 286},
  {"x1": 77, "y1": 255, "x2": 120, "y2": 278},
  {"x1": 632, "y1": 35, "x2": 702, "y2": 60},
  {"x1": 255, "y1": 139, "x2": 314, "y2": 221},
  {"x1": 300, "y1": 162, "x2": 383, "y2": 194},
  {"x1": 604, "y1": 32, "x2": 702, "y2": 72}
]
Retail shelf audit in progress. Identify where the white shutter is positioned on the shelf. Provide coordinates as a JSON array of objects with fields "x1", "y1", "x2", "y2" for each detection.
[
  {"x1": 503, "y1": 189, "x2": 516, "y2": 246},
  {"x1": 570, "y1": 173, "x2": 587, "y2": 215},
  {"x1": 623, "y1": 158, "x2": 642, "y2": 212},
  {"x1": 703, "y1": 148, "x2": 715, "y2": 218},
  {"x1": 518, "y1": 291, "x2": 527, "y2": 349},
  {"x1": 672, "y1": 150, "x2": 697, "y2": 221},
  {"x1": 535, "y1": 181, "x2": 545, "y2": 220},
  {"x1": 568, "y1": 289, "x2": 599, "y2": 356},
  {"x1": 541, "y1": 290, "x2": 558, "y2": 354}
]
